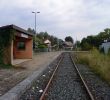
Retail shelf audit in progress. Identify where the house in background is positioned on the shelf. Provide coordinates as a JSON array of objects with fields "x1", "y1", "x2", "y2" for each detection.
[
  {"x1": 63, "y1": 41, "x2": 73, "y2": 50},
  {"x1": 44, "y1": 39, "x2": 51, "y2": 52},
  {"x1": 0, "y1": 24, "x2": 33, "y2": 65}
]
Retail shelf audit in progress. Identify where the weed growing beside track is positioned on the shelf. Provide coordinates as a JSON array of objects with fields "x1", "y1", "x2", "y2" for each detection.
[{"x1": 73, "y1": 49, "x2": 110, "y2": 84}]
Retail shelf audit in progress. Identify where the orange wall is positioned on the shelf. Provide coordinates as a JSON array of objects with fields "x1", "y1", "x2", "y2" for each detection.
[{"x1": 13, "y1": 37, "x2": 33, "y2": 59}]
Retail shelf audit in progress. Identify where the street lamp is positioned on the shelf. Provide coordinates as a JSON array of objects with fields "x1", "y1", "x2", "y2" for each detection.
[{"x1": 32, "y1": 11, "x2": 40, "y2": 49}]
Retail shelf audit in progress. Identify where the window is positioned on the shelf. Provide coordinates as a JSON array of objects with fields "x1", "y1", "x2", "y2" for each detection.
[{"x1": 17, "y1": 41, "x2": 25, "y2": 50}]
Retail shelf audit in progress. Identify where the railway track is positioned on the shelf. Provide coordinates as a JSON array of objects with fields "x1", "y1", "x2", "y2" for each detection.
[
  {"x1": 40, "y1": 53, "x2": 94, "y2": 100},
  {"x1": 20, "y1": 52, "x2": 110, "y2": 100}
]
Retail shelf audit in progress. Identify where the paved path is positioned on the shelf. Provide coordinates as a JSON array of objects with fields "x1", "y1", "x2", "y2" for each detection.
[{"x1": 0, "y1": 52, "x2": 61, "y2": 96}]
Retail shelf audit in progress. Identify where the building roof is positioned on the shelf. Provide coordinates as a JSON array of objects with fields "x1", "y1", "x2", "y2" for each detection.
[
  {"x1": 64, "y1": 41, "x2": 73, "y2": 47},
  {"x1": 44, "y1": 39, "x2": 51, "y2": 44},
  {"x1": 0, "y1": 24, "x2": 33, "y2": 36}
]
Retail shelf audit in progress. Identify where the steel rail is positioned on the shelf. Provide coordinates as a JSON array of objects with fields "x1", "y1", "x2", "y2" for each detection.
[
  {"x1": 40, "y1": 55, "x2": 63, "y2": 100},
  {"x1": 70, "y1": 54, "x2": 95, "y2": 100}
]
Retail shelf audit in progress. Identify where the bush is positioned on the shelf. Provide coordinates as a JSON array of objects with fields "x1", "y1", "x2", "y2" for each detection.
[
  {"x1": 74, "y1": 49, "x2": 110, "y2": 84},
  {"x1": 81, "y1": 42, "x2": 93, "y2": 51},
  {"x1": 38, "y1": 44, "x2": 47, "y2": 49},
  {"x1": 0, "y1": 64, "x2": 13, "y2": 69},
  {"x1": 100, "y1": 47, "x2": 104, "y2": 53}
]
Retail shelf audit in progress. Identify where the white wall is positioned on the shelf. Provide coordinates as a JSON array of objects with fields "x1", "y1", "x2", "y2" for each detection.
[{"x1": 101, "y1": 42, "x2": 110, "y2": 54}]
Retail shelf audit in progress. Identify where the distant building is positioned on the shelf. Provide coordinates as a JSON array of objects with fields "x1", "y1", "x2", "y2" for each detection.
[
  {"x1": 44, "y1": 39, "x2": 51, "y2": 51},
  {"x1": 63, "y1": 41, "x2": 73, "y2": 50},
  {"x1": 0, "y1": 24, "x2": 33, "y2": 65},
  {"x1": 100, "y1": 42, "x2": 110, "y2": 54}
]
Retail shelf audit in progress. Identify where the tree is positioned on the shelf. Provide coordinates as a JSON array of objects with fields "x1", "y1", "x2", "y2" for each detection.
[
  {"x1": 81, "y1": 42, "x2": 92, "y2": 50},
  {"x1": 80, "y1": 28, "x2": 110, "y2": 50},
  {"x1": 27, "y1": 28, "x2": 35, "y2": 34},
  {"x1": 65, "y1": 36, "x2": 73, "y2": 43},
  {"x1": 75, "y1": 41, "x2": 80, "y2": 48},
  {"x1": 58, "y1": 39, "x2": 64, "y2": 49},
  {"x1": 81, "y1": 37, "x2": 93, "y2": 50},
  {"x1": 27, "y1": 27, "x2": 64, "y2": 50}
]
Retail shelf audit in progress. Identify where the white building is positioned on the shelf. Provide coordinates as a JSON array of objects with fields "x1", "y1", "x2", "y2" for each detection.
[{"x1": 100, "y1": 42, "x2": 110, "y2": 54}]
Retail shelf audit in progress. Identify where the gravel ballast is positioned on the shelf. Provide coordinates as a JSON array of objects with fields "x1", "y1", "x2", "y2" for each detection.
[
  {"x1": 20, "y1": 52, "x2": 110, "y2": 100},
  {"x1": 46, "y1": 53, "x2": 90, "y2": 100},
  {"x1": 20, "y1": 53, "x2": 90, "y2": 100},
  {"x1": 20, "y1": 54, "x2": 62, "y2": 100},
  {"x1": 76, "y1": 64, "x2": 110, "y2": 100}
]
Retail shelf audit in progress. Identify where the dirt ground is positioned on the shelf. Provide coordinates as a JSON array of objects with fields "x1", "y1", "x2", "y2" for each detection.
[{"x1": 0, "y1": 52, "x2": 61, "y2": 96}]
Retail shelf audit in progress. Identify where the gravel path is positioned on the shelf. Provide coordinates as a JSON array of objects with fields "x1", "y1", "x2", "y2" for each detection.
[
  {"x1": 77, "y1": 64, "x2": 110, "y2": 100},
  {"x1": 46, "y1": 53, "x2": 90, "y2": 100}
]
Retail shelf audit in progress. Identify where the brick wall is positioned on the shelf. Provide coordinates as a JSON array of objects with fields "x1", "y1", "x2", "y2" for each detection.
[{"x1": 13, "y1": 37, "x2": 33, "y2": 59}]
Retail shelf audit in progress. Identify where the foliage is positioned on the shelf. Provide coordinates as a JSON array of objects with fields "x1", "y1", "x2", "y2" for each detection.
[
  {"x1": 36, "y1": 32, "x2": 59, "y2": 46},
  {"x1": 0, "y1": 64, "x2": 13, "y2": 69},
  {"x1": 33, "y1": 36, "x2": 43, "y2": 48},
  {"x1": 27, "y1": 28, "x2": 64, "y2": 49},
  {"x1": 74, "y1": 49, "x2": 110, "y2": 84},
  {"x1": 100, "y1": 47, "x2": 104, "y2": 53},
  {"x1": 27, "y1": 28, "x2": 35, "y2": 34},
  {"x1": 65, "y1": 36, "x2": 73, "y2": 43},
  {"x1": 58, "y1": 39, "x2": 64, "y2": 49},
  {"x1": 81, "y1": 42, "x2": 93, "y2": 50},
  {"x1": 38, "y1": 44, "x2": 47, "y2": 49},
  {"x1": 0, "y1": 28, "x2": 15, "y2": 65},
  {"x1": 74, "y1": 40, "x2": 81, "y2": 50},
  {"x1": 80, "y1": 28, "x2": 110, "y2": 50},
  {"x1": 75, "y1": 41, "x2": 80, "y2": 47}
]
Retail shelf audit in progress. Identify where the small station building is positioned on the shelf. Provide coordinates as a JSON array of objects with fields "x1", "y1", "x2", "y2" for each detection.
[{"x1": 0, "y1": 24, "x2": 33, "y2": 65}]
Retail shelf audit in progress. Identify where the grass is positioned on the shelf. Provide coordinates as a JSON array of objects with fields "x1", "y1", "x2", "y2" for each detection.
[
  {"x1": 73, "y1": 49, "x2": 110, "y2": 84},
  {"x1": 0, "y1": 63, "x2": 13, "y2": 69},
  {"x1": 0, "y1": 63, "x2": 26, "y2": 70}
]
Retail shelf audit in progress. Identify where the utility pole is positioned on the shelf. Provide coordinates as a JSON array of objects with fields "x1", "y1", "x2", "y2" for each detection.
[
  {"x1": 32, "y1": 11, "x2": 40, "y2": 49},
  {"x1": 76, "y1": 37, "x2": 77, "y2": 51}
]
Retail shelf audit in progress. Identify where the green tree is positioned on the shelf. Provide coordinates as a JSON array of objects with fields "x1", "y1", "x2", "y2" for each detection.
[
  {"x1": 27, "y1": 28, "x2": 64, "y2": 50},
  {"x1": 75, "y1": 41, "x2": 80, "y2": 48},
  {"x1": 65, "y1": 36, "x2": 73, "y2": 43},
  {"x1": 27, "y1": 28, "x2": 35, "y2": 34},
  {"x1": 80, "y1": 28, "x2": 110, "y2": 50}
]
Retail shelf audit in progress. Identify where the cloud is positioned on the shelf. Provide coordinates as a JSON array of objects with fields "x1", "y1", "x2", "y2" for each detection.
[{"x1": 0, "y1": 0, "x2": 110, "y2": 41}]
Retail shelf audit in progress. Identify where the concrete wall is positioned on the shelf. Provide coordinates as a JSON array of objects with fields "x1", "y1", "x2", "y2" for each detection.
[{"x1": 13, "y1": 37, "x2": 33, "y2": 59}]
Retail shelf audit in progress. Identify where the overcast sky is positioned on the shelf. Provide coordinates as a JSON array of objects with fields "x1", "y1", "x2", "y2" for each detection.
[{"x1": 0, "y1": 0, "x2": 110, "y2": 41}]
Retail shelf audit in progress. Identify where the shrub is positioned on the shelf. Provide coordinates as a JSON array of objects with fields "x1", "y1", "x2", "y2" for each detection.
[
  {"x1": 100, "y1": 47, "x2": 104, "y2": 53},
  {"x1": 0, "y1": 28, "x2": 15, "y2": 65},
  {"x1": 38, "y1": 44, "x2": 47, "y2": 49},
  {"x1": 81, "y1": 42, "x2": 93, "y2": 51},
  {"x1": 73, "y1": 49, "x2": 110, "y2": 84}
]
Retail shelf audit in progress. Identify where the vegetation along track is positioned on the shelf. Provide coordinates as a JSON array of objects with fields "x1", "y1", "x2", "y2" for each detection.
[{"x1": 40, "y1": 52, "x2": 94, "y2": 100}]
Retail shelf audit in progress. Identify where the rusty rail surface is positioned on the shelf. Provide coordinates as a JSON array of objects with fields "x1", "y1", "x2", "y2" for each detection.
[
  {"x1": 70, "y1": 54, "x2": 95, "y2": 100},
  {"x1": 40, "y1": 53, "x2": 95, "y2": 100},
  {"x1": 40, "y1": 55, "x2": 63, "y2": 100}
]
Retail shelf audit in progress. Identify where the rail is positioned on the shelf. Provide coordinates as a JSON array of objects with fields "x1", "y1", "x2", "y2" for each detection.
[
  {"x1": 40, "y1": 53, "x2": 95, "y2": 100},
  {"x1": 40, "y1": 55, "x2": 63, "y2": 100},
  {"x1": 70, "y1": 54, "x2": 95, "y2": 100}
]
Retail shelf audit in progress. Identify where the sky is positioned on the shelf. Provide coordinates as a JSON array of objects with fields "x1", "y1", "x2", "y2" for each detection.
[{"x1": 0, "y1": 0, "x2": 110, "y2": 41}]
